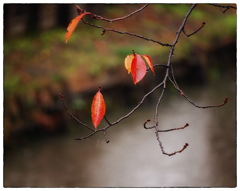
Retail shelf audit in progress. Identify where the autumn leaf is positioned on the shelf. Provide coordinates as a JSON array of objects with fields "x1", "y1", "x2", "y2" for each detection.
[
  {"x1": 131, "y1": 54, "x2": 147, "y2": 84},
  {"x1": 66, "y1": 13, "x2": 90, "y2": 43},
  {"x1": 91, "y1": 87, "x2": 106, "y2": 129},
  {"x1": 124, "y1": 51, "x2": 155, "y2": 84},
  {"x1": 124, "y1": 54, "x2": 134, "y2": 74},
  {"x1": 142, "y1": 55, "x2": 155, "y2": 75}
]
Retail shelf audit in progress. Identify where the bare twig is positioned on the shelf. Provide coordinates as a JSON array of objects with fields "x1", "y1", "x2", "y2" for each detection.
[
  {"x1": 157, "y1": 123, "x2": 189, "y2": 132},
  {"x1": 104, "y1": 115, "x2": 112, "y2": 126},
  {"x1": 59, "y1": 93, "x2": 94, "y2": 132},
  {"x1": 81, "y1": 19, "x2": 171, "y2": 47},
  {"x1": 169, "y1": 64, "x2": 179, "y2": 89},
  {"x1": 182, "y1": 95, "x2": 228, "y2": 109},
  {"x1": 208, "y1": 3, "x2": 236, "y2": 13},
  {"x1": 146, "y1": 64, "x2": 169, "y2": 72},
  {"x1": 75, "y1": 131, "x2": 96, "y2": 140},
  {"x1": 73, "y1": 3, "x2": 149, "y2": 22},
  {"x1": 144, "y1": 119, "x2": 155, "y2": 129},
  {"x1": 183, "y1": 22, "x2": 206, "y2": 37},
  {"x1": 167, "y1": 78, "x2": 229, "y2": 109},
  {"x1": 155, "y1": 131, "x2": 189, "y2": 156},
  {"x1": 90, "y1": 4, "x2": 149, "y2": 22},
  {"x1": 73, "y1": 4, "x2": 83, "y2": 15}
]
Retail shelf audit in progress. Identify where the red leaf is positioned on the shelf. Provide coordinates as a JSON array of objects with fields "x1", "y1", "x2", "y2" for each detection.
[
  {"x1": 142, "y1": 55, "x2": 155, "y2": 75},
  {"x1": 131, "y1": 54, "x2": 147, "y2": 84},
  {"x1": 91, "y1": 87, "x2": 106, "y2": 129},
  {"x1": 66, "y1": 13, "x2": 90, "y2": 43}
]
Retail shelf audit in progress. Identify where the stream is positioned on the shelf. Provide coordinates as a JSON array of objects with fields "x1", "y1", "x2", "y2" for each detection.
[{"x1": 4, "y1": 71, "x2": 236, "y2": 187}]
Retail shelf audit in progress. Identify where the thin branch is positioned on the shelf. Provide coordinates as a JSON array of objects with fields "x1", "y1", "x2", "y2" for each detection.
[
  {"x1": 81, "y1": 19, "x2": 171, "y2": 47},
  {"x1": 73, "y1": 4, "x2": 83, "y2": 15},
  {"x1": 182, "y1": 95, "x2": 228, "y2": 109},
  {"x1": 157, "y1": 123, "x2": 189, "y2": 132},
  {"x1": 104, "y1": 115, "x2": 112, "y2": 126},
  {"x1": 91, "y1": 4, "x2": 149, "y2": 22},
  {"x1": 75, "y1": 131, "x2": 96, "y2": 140},
  {"x1": 208, "y1": 3, "x2": 236, "y2": 13},
  {"x1": 143, "y1": 119, "x2": 155, "y2": 129},
  {"x1": 220, "y1": 7, "x2": 230, "y2": 13},
  {"x1": 149, "y1": 120, "x2": 190, "y2": 156},
  {"x1": 155, "y1": 131, "x2": 189, "y2": 156},
  {"x1": 169, "y1": 64, "x2": 179, "y2": 89},
  {"x1": 183, "y1": 22, "x2": 205, "y2": 37},
  {"x1": 73, "y1": 4, "x2": 149, "y2": 22},
  {"x1": 146, "y1": 64, "x2": 169, "y2": 72},
  {"x1": 154, "y1": 88, "x2": 166, "y2": 127},
  {"x1": 167, "y1": 78, "x2": 229, "y2": 109},
  {"x1": 168, "y1": 4, "x2": 197, "y2": 57},
  {"x1": 59, "y1": 94, "x2": 94, "y2": 132}
]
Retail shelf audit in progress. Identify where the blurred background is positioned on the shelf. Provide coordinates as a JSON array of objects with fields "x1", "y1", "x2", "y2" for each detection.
[{"x1": 3, "y1": 4, "x2": 236, "y2": 187}]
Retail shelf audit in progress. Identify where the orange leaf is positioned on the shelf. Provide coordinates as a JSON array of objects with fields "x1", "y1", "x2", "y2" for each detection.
[
  {"x1": 142, "y1": 55, "x2": 155, "y2": 75},
  {"x1": 131, "y1": 54, "x2": 146, "y2": 84},
  {"x1": 91, "y1": 87, "x2": 106, "y2": 129},
  {"x1": 124, "y1": 54, "x2": 134, "y2": 74},
  {"x1": 66, "y1": 13, "x2": 90, "y2": 43}
]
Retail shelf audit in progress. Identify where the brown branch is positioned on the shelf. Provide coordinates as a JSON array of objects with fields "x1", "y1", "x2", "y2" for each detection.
[
  {"x1": 146, "y1": 64, "x2": 169, "y2": 72},
  {"x1": 166, "y1": 143, "x2": 189, "y2": 156},
  {"x1": 90, "y1": 4, "x2": 149, "y2": 22},
  {"x1": 153, "y1": 122, "x2": 190, "y2": 156},
  {"x1": 168, "y1": 64, "x2": 179, "y2": 89},
  {"x1": 182, "y1": 95, "x2": 228, "y2": 109},
  {"x1": 157, "y1": 123, "x2": 189, "y2": 132},
  {"x1": 73, "y1": 3, "x2": 149, "y2": 22},
  {"x1": 168, "y1": 4, "x2": 197, "y2": 57},
  {"x1": 73, "y1": 4, "x2": 83, "y2": 15},
  {"x1": 154, "y1": 88, "x2": 166, "y2": 126},
  {"x1": 143, "y1": 119, "x2": 155, "y2": 129},
  {"x1": 59, "y1": 93, "x2": 94, "y2": 132},
  {"x1": 155, "y1": 131, "x2": 189, "y2": 156},
  {"x1": 208, "y1": 3, "x2": 236, "y2": 13},
  {"x1": 104, "y1": 115, "x2": 112, "y2": 126},
  {"x1": 168, "y1": 61, "x2": 229, "y2": 109},
  {"x1": 183, "y1": 22, "x2": 205, "y2": 37},
  {"x1": 75, "y1": 131, "x2": 96, "y2": 140},
  {"x1": 167, "y1": 78, "x2": 229, "y2": 109},
  {"x1": 81, "y1": 19, "x2": 171, "y2": 47}
]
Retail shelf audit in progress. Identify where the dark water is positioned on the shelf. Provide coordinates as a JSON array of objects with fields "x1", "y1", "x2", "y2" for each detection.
[{"x1": 4, "y1": 72, "x2": 236, "y2": 187}]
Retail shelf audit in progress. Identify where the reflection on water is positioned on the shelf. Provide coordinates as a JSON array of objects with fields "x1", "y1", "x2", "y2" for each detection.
[{"x1": 4, "y1": 73, "x2": 236, "y2": 187}]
